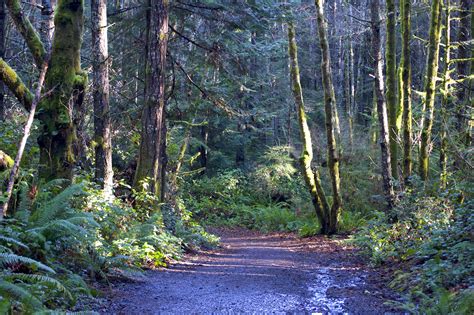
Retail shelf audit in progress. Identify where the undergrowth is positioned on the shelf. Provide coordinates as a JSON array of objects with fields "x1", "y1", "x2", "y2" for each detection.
[
  {"x1": 354, "y1": 179, "x2": 474, "y2": 314},
  {"x1": 0, "y1": 177, "x2": 218, "y2": 313}
]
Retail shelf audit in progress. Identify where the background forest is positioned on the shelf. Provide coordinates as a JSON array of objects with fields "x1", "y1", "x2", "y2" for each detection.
[{"x1": 0, "y1": 0, "x2": 472, "y2": 313}]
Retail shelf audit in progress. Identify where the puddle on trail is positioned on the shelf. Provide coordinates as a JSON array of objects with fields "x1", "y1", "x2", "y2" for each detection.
[{"x1": 306, "y1": 266, "x2": 366, "y2": 314}]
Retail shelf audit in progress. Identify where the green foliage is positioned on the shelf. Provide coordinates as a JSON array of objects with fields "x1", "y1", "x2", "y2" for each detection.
[
  {"x1": 354, "y1": 184, "x2": 474, "y2": 313},
  {"x1": 183, "y1": 147, "x2": 319, "y2": 236},
  {"x1": 0, "y1": 178, "x2": 218, "y2": 312}
]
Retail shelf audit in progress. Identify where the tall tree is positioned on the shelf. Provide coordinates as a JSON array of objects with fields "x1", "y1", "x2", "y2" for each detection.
[
  {"x1": 288, "y1": 21, "x2": 330, "y2": 234},
  {"x1": 0, "y1": 0, "x2": 5, "y2": 121},
  {"x1": 40, "y1": 0, "x2": 55, "y2": 50},
  {"x1": 37, "y1": 0, "x2": 87, "y2": 180},
  {"x1": 92, "y1": 0, "x2": 113, "y2": 195},
  {"x1": 386, "y1": 0, "x2": 398, "y2": 178},
  {"x1": 314, "y1": 0, "x2": 342, "y2": 233},
  {"x1": 439, "y1": 0, "x2": 452, "y2": 188},
  {"x1": 400, "y1": 0, "x2": 412, "y2": 180},
  {"x1": 0, "y1": 0, "x2": 86, "y2": 180},
  {"x1": 455, "y1": 0, "x2": 472, "y2": 145},
  {"x1": 134, "y1": 0, "x2": 169, "y2": 197},
  {"x1": 371, "y1": 0, "x2": 395, "y2": 208},
  {"x1": 419, "y1": 0, "x2": 442, "y2": 180}
]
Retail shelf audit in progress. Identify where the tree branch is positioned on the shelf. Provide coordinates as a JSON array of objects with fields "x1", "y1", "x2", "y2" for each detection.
[
  {"x1": 169, "y1": 24, "x2": 213, "y2": 52},
  {"x1": 5, "y1": 0, "x2": 46, "y2": 66},
  {"x1": 0, "y1": 58, "x2": 33, "y2": 110}
]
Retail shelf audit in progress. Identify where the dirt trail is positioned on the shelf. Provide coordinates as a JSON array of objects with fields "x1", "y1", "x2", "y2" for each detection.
[{"x1": 96, "y1": 229, "x2": 396, "y2": 314}]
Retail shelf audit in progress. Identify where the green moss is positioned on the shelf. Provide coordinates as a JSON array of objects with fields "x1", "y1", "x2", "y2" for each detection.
[
  {"x1": 37, "y1": 0, "x2": 85, "y2": 181},
  {"x1": 0, "y1": 58, "x2": 33, "y2": 110},
  {"x1": 5, "y1": 0, "x2": 46, "y2": 66},
  {"x1": 0, "y1": 150, "x2": 14, "y2": 170}
]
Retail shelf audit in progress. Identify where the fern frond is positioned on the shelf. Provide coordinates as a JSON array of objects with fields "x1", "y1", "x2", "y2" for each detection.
[
  {"x1": 42, "y1": 219, "x2": 89, "y2": 237},
  {"x1": 0, "y1": 253, "x2": 55, "y2": 273},
  {"x1": 4, "y1": 273, "x2": 72, "y2": 301},
  {"x1": 0, "y1": 279, "x2": 43, "y2": 310},
  {"x1": 0, "y1": 244, "x2": 13, "y2": 253},
  {"x1": 30, "y1": 184, "x2": 87, "y2": 226},
  {"x1": 66, "y1": 214, "x2": 100, "y2": 228},
  {"x1": 0, "y1": 235, "x2": 29, "y2": 250}
]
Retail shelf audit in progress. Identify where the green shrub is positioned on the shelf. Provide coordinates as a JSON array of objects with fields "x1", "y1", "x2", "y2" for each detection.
[{"x1": 354, "y1": 186, "x2": 474, "y2": 313}]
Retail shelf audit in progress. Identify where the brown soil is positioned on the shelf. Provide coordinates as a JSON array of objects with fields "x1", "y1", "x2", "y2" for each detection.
[{"x1": 93, "y1": 228, "x2": 399, "y2": 314}]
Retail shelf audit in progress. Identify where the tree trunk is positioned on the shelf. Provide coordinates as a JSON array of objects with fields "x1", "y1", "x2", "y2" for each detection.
[
  {"x1": 386, "y1": 0, "x2": 399, "y2": 179},
  {"x1": 371, "y1": 0, "x2": 395, "y2": 208},
  {"x1": 314, "y1": 0, "x2": 342, "y2": 234},
  {"x1": 439, "y1": 0, "x2": 451, "y2": 188},
  {"x1": 92, "y1": 0, "x2": 113, "y2": 195},
  {"x1": 287, "y1": 22, "x2": 330, "y2": 234},
  {"x1": 0, "y1": 0, "x2": 5, "y2": 121},
  {"x1": 418, "y1": 0, "x2": 442, "y2": 180},
  {"x1": 133, "y1": 0, "x2": 169, "y2": 197},
  {"x1": 40, "y1": 0, "x2": 54, "y2": 51},
  {"x1": 37, "y1": 0, "x2": 86, "y2": 181},
  {"x1": 400, "y1": 0, "x2": 412, "y2": 180},
  {"x1": 455, "y1": 0, "x2": 471, "y2": 145},
  {"x1": 1, "y1": 59, "x2": 49, "y2": 219}
]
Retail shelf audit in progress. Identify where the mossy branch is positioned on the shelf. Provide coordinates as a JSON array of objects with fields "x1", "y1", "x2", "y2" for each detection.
[
  {"x1": 5, "y1": 0, "x2": 46, "y2": 66},
  {"x1": 0, "y1": 58, "x2": 33, "y2": 111}
]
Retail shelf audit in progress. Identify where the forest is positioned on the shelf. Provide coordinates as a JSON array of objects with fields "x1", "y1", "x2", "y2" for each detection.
[{"x1": 0, "y1": 0, "x2": 472, "y2": 313}]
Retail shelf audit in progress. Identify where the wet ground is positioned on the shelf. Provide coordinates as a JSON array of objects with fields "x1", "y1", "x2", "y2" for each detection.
[{"x1": 95, "y1": 228, "x2": 397, "y2": 314}]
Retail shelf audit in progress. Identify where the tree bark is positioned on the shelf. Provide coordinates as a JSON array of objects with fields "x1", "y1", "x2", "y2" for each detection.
[
  {"x1": 40, "y1": 0, "x2": 55, "y2": 51},
  {"x1": 371, "y1": 0, "x2": 395, "y2": 208},
  {"x1": 419, "y1": 0, "x2": 442, "y2": 180},
  {"x1": 0, "y1": 0, "x2": 5, "y2": 121},
  {"x1": 439, "y1": 0, "x2": 451, "y2": 188},
  {"x1": 314, "y1": 0, "x2": 342, "y2": 234},
  {"x1": 134, "y1": 0, "x2": 169, "y2": 197},
  {"x1": 455, "y1": 0, "x2": 471, "y2": 145},
  {"x1": 386, "y1": 0, "x2": 399, "y2": 179},
  {"x1": 92, "y1": 0, "x2": 113, "y2": 195},
  {"x1": 37, "y1": 0, "x2": 86, "y2": 181},
  {"x1": 287, "y1": 22, "x2": 330, "y2": 234},
  {"x1": 1, "y1": 57, "x2": 49, "y2": 219},
  {"x1": 400, "y1": 0, "x2": 412, "y2": 180}
]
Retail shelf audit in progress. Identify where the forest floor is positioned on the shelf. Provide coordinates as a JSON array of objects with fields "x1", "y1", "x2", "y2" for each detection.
[{"x1": 92, "y1": 228, "x2": 399, "y2": 314}]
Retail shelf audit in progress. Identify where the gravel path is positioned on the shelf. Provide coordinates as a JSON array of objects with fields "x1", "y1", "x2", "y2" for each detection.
[{"x1": 96, "y1": 229, "x2": 396, "y2": 314}]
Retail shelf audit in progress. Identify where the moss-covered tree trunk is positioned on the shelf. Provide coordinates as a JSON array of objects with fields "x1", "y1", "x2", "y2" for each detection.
[
  {"x1": 386, "y1": 0, "x2": 399, "y2": 179},
  {"x1": 455, "y1": 0, "x2": 472, "y2": 145},
  {"x1": 0, "y1": 0, "x2": 5, "y2": 121},
  {"x1": 400, "y1": 0, "x2": 412, "y2": 181},
  {"x1": 92, "y1": 0, "x2": 113, "y2": 195},
  {"x1": 371, "y1": 0, "x2": 395, "y2": 208},
  {"x1": 440, "y1": 0, "x2": 451, "y2": 188},
  {"x1": 36, "y1": 0, "x2": 86, "y2": 181},
  {"x1": 133, "y1": 0, "x2": 169, "y2": 197},
  {"x1": 418, "y1": 0, "x2": 442, "y2": 180},
  {"x1": 314, "y1": 0, "x2": 342, "y2": 234},
  {"x1": 287, "y1": 22, "x2": 330, "y2": 234}
]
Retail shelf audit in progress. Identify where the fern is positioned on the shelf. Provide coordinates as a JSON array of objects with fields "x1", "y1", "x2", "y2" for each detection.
[
  {"x1": 0, "y1": 279, "x2": 43, "y2": 310},
  {"x1": 0, "y1": 253, "x2": 55, "y2": 273},
  {"x1": 0, "y1": 235, "x2": 29, "y2": 250},
  {"x1": 30, "y1": 184, "x2": 87, "y2": 226},
  {"x1": 3, "y1": 273, "x2": 73, "y2": 301},
  {"x1": 31, "y1": 219, "x2": 89, "y2": 238}
]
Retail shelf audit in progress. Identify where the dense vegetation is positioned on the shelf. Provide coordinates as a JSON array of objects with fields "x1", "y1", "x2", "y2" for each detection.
[{"x1": 0, "y1": 0, "x2": 472, "y2": 313}]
